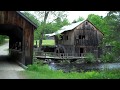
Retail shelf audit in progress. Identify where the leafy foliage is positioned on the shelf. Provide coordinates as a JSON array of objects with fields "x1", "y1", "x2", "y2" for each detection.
[
  {"x1": 88, "y1": 14, "x2": 110, "y2": 35},
  {"x1": 72, "y1": 16, "x2": 84, "y2": 23},
  {"x1": 23, "y1": 11, "x2": 40, "y2": 26},
  {"x1": 87, "y1": 13, "x2": 120, "y2": 63},
  {"x1": 0, "y1": 35, "x2": 6, "y2": 44},
  {"x1": 101, "y1": 52, "x2": 115, "y2": 63},
  {"x1": 100, "y1": 11, "x2": 120, "y2": 62},
  {"x1": 84, "y1": 53, "x2": 96, "y2": 63}
]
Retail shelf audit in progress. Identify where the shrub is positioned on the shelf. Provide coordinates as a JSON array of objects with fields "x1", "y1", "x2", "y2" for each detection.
[
  {"x1": 84, "y1": 53, "x2": 96, "y2": 63},
  {"x1": 101, "y1": 52, "x2": 115, "y2": 63}
]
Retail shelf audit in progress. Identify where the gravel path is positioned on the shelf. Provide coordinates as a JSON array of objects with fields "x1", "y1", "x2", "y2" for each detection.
[
  {"x1": 0, "y1": 42, "x2": 26, "y2": 79},
  {"x1": 0, "y1": 60, "x2": 26, "y2": 79}
]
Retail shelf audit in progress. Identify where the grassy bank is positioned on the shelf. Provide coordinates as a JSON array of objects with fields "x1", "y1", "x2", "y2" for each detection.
[
  {"x1": 23, "y1": 62, "x2": 120, "y2": 79},
  {"x1": 34, "y1": 40, "x2": 55, "y2": 46}
]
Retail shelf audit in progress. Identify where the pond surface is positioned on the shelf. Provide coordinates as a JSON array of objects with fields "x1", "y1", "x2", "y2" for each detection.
[{"x1": 48, "y1": 62, "x2": 120, "y2": 73}]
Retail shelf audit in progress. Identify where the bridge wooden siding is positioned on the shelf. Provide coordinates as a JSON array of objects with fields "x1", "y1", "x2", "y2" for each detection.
[{"x1": 0, "y1": 11, "x2": 38, "y2": 66}]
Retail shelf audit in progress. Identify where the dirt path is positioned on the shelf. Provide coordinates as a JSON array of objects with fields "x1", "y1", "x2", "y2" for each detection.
[
  {"x1": 0, "y1": 42, "x2": 9, "y2": 55},
  {"x1": 0, "y1": 60, "x2": 26, "y2": 79},
  {"x1": 0, "y1": 42, "x2": 27, "y2": 79}
]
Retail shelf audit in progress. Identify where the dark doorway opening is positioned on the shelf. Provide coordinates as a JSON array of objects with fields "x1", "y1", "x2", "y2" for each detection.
[
  {"x1": 80, "y1": 48, "x2": 84, "y2": 56},
  {"x1": 0, "y1": 24, "x2": 23, "y2": 63}
]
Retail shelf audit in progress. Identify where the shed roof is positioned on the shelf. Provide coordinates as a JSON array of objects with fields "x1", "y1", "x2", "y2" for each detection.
[
  {"x1": 45, "y1": 20, "x2": 84, "y2": 37},
  {"x1": 46, "y1": 19, "x2": 103, "y2": 37},
  {"x1": 16, "y1": 11, "x2": 38, "y2": 28}
]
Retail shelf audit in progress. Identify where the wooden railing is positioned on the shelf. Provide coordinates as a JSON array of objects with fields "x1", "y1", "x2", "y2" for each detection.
[{"x1": 34, "y1": 51, "x2": 85, "y2": 58}]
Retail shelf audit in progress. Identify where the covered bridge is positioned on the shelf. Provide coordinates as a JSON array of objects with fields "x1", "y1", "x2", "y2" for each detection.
[{"x1": 0, "y1": 11, "x2": 38, "y2": 66}]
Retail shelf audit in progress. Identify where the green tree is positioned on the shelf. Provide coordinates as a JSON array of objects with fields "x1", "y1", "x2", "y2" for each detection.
[
  {"x1": 23, "y1": 11, "x2": 40, "y2": 26},
  {"x1": 104, "y1": 11, "x2": 120, "y2": 58},
  {"x1": 22, "y1": 11, "x2": 69, "y2": 41},
  {"x1": 76, "y1": 16, "x2": 84, "y2": 22},
  {"x1": 22, "y1": 11, "x2": 40, "y2": 40},
  {"x1": 88, "y1": 11, "x2": 120, "y2": 62},
  {"x1": 87, "y1": 14, "x2": 111, "y2": 49},
  {"x1": 34, "y1": 11, "x2": 68, "y2": 51},
  {"x1": 72, "y1": 16, "x2": 84, "y2": 23},
  {"x1": 87, "y1": 14, "x2": 110, "y2": 35}
]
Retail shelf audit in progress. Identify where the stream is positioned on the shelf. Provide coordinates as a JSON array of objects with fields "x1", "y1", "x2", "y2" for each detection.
[{"x1": 48, "y1": 61, "x2": 120, "y2": 73}]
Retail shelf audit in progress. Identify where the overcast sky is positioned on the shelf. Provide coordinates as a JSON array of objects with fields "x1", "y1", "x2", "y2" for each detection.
[
  {"x1": 67, "y1": 11, "x2": 108, "y2": 23},
  {"x1": 27, "y1": 11, "x2": 108, "y2": 23}
]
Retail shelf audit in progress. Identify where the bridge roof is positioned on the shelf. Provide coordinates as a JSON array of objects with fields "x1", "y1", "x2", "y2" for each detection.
[{"x1": 16, "y1": 11, "x2": 38, "y2": 28}]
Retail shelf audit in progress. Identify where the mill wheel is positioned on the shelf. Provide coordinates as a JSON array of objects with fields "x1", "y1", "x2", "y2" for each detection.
[{"x1": 54, "y1": 45, "x2": 66, "y2": 57}]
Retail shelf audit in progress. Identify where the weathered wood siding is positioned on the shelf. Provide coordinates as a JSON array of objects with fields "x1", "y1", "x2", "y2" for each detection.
[
  {"x1": 74, "y1": 21, "x2": 102, "y2": 46},
  {"x1": 55, "y1": 30, "x2": 74, "y2": 45},
  {"x1": 54, "y1": 20, "x2": 103, "y2": 57},
  {"x1": 0, "y1": 11, "x2": 36, "y2": 65}
]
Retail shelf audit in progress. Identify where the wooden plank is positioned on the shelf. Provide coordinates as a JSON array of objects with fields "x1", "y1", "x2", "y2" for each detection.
[{"x1": 35, "y1": 56, "x2": 87, "y2": 60}]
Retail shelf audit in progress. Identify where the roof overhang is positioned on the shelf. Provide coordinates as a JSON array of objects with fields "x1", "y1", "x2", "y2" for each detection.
[{"x1": 16, "y1": 11, "x2": 38, "y2": 29}]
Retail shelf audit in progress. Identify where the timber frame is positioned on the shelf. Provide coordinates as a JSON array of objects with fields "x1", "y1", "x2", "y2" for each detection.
[
  {"x1": 53, "y1": 20, "x2": 103, "y2": 58},
  {"x1": 0, "y1": 11, "x2": 38, "y2": 66}
]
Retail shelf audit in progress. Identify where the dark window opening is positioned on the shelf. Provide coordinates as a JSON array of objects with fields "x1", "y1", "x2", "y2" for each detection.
[
  {"x1": 66, "y1": 36, "x2": 68, "y2": 40},
  {"x1": 86, "y1": 22, "x2": 88, "y2": 25},
  {"x1": 79, "y1": 35, "x2": 82, "y2": 39},
  {"x1": 79, "y1": 35, "x2": 85, "y2": 39},
  {"x1": 60, "y1": 35, "x2": 63, "y2": 40},
  {"x1": 82, "y1": 35, "x2": 85, "y2": 39}
]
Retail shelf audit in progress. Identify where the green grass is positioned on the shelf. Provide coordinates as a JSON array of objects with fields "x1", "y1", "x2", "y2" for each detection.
[
  {"x1": 34, "y1": 40, "x2": 55, "y2": 46},
  {"x1": 22, "y1": 62, "x2": 120, "y2": 79},
  {"x1": 0, "y1": 39, "x2": 9, "y2": 46}
]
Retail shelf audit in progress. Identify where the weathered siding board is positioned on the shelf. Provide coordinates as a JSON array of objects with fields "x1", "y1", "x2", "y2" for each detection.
[
  {"x1": 0, "y1": 11, "x2": 37, "y2": 66},
  {"x1": 54, "y1": 20, "x2": 103, "y2": 57}
]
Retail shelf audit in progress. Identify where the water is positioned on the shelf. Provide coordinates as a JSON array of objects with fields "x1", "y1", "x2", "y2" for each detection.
[{"x1": 48, "y1": 62, "x2": 120, "y2": 73}]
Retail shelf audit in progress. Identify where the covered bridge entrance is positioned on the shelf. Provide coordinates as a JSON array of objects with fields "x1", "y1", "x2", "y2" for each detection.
[{"x1": 0, "y1": 11, "x2": 37, "y2": 66}]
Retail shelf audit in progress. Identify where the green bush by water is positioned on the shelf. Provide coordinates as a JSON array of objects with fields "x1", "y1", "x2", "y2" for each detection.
[
  {"x1": 84, "y1": 53, "x2": 96, "y2": 63},
  {"x1": 101, "y1": 52, "x2": 115, "y2": 63}
]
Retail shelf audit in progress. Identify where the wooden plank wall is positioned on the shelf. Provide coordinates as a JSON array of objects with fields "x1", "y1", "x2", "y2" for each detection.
[
  {"x1": 54, "y1": 20, "x2": 103, "y2": 57},
  {"x1": 0, "y1": 11, "x2": 35, "y2": 65}
]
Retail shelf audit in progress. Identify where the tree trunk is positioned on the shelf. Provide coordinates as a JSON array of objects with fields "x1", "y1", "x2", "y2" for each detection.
[
  {"x1": 38, "y1": 11, "x2": 49, "y2": 51},
  {"x1": 39, "y1": 32, "x2": 43, "y2": 51}
]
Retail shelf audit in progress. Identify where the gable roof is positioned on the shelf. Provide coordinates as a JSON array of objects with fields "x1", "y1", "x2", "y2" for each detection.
[
  {"x1": 45, "y1": 20, "x2": 84, "y2": 37},
  {"x1": 16, "y1": 11, "x2": 38, "y2": 28},
  {"x1": 45, "y1": 19, "x2": 103, "y2": 37},
  {"x1": 86, "y1": 20, "x2": 104, "y2": 35}
]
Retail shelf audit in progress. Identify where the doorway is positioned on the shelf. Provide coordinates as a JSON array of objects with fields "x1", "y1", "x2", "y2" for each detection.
[{"x1": 80, "y1": 48, "x2": 84, "y2": 56}]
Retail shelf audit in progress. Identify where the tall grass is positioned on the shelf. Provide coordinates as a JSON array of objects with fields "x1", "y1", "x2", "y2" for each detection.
[{"x1": 23, "y1": 62, "x2": 120, "y2": 79}]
